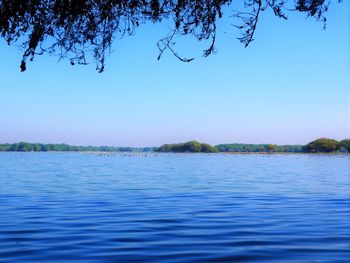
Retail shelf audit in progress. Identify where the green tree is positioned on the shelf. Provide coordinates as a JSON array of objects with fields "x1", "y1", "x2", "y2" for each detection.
[
  {"x1": 339, "y1": 139, "x2": 350, "y2": 153},
  {"x1": 184, "y1": 141, "x2": 202, "y2": 152},
  {"x1": 201, "y1": 143, "x2": 219, "y2": 153},
  {"x1": 32, "y1": 144, "x2": 41, "y2": 151},
  {"x1": 267, "y1": 144, "x2": 277, "y2": 152},
  {"x1": 16, "y1": 142, "x2": 32, "y2": 152},
  {"x1": 305, "y1": 138, "x2": 339, "y2": 153}
]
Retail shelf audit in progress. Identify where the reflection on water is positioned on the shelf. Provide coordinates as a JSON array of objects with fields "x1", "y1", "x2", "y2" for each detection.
[{"x1": 0, "y1": 153, "x2": 349, "y2": 262}]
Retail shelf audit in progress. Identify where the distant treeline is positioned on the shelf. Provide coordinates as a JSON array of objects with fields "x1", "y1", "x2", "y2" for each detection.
[
  {"x1": 1, "y1": 138, "x2": 349, "y2": 153},
  {"x1": 216, "y1": 144, "x2": 304, "y2": 153},
  {"x1": 0, "y1": 143, "x2": 155, "y2": 152},
  {"x1": 156, "y1": 138, "x2": 350, "y2": 153}
]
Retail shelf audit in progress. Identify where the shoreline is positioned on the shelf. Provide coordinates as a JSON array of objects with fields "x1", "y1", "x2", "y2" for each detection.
[{"x1": 1, "y1": 151, "x2": 348, "y2": 155}]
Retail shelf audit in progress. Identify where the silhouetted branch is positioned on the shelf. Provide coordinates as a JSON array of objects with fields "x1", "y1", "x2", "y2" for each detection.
[{"x1": 0, "y1": 0, "x2": 340, "y2": 71}]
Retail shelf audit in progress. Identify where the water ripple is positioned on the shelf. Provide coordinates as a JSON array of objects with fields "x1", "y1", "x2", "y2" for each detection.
[{"x1": 0, "y1": 153, "x2": 349, "y2": 262}]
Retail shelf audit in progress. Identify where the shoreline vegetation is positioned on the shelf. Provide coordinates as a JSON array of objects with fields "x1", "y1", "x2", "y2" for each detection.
[
  {"x1": 0, "y1": 138, "x2": 349, "y2": 154},
  {"x1": 0, "y1": 143, "x2": 155, "y2": 153}
]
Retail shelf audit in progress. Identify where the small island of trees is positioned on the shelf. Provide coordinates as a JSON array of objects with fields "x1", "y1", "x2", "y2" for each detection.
[{"x1": 155, "y1": 141, "x2": 219, "y2": 153}]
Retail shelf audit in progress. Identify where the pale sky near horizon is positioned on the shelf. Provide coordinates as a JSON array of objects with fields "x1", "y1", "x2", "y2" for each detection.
[{"x1": 0, "y1": 2, "x2": 349, "y2": 147}]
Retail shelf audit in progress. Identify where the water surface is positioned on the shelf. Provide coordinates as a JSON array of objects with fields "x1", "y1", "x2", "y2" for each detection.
[{"x1": 0, "y1": 153, "x2": 349, "y2": 262}]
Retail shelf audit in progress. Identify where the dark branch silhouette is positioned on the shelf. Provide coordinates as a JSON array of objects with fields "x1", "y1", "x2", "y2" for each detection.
[{"x1": 0, "y1": 0, "x2": 340, "y2": 72}]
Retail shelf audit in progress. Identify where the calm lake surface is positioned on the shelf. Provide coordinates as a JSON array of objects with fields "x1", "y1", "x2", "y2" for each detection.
[{"x1": 0, "y1": 153, "x2": 349, "y2": 262}]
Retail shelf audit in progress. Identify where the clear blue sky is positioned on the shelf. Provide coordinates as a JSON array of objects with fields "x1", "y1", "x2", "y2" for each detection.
[{"x1": 0, "y1": 2, "x2": 349, "y2": 147}]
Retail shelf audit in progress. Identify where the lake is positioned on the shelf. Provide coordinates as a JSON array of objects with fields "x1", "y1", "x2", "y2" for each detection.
[{"x1": 0, "y1": 152, "x2": 349, "y2": 262}]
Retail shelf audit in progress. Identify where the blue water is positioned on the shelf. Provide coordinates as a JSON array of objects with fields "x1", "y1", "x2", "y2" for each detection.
[{"x1": 0, "y1": 153, "x2": 349, "y2": 262}]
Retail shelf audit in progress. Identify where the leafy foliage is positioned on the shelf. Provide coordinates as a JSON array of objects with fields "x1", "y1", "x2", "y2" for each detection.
[
  {"x1": 0, "y1": 0, "x2": 337, "y2": 71},
  {"x1": 338, "y1": 139, "x2": 350, "y2": 153},
  {"x1": 156, "y1": 141, "x2": 219, "y2": 153}
]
